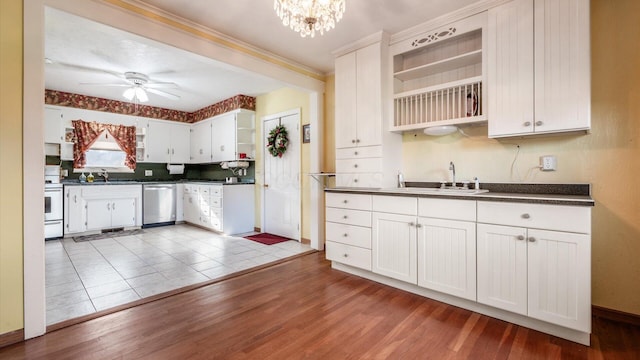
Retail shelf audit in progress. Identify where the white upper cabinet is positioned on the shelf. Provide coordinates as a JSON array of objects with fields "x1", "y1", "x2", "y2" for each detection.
[
  {"x1": 389, "y1": 13, "x2": 487, "y2": 131},
  {"x1": 146, "y1": 120, "x2": 190, "y2": 163},
  {"x1": 44, "y1": 107, "x2": 64, "y2": 144},
  {"x1": 488, "y1": 0, "x2": 590, "y2": 137},
  {"x1": 211, "y1": 113, "x2": 236, "y2": 163},
  {"x1": 190, "y1": 119, "x2": 212, "y2": 163},
  {"x1": 335, "y1": 42, "x2": 383, "y2": 149}
]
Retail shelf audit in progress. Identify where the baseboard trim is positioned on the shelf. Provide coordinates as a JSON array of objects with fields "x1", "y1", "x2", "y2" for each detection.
[
  {"x1": 301, "y1": 237, "x2": 310, "y2": 244},
  {"x1": 254, "y1": 227, "x2": 261, "y2": 233},
  {"x1": 0, "y1": 328, "x2": 24, "y2": 349},
  {"x1": 593, "y1": 305, "x2": 640, "y2": 326}
]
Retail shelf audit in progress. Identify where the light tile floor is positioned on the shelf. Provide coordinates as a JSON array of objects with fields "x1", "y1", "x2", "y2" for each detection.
[{"x1": 45, "y1": 224, "x2": 311, "y2": 325}]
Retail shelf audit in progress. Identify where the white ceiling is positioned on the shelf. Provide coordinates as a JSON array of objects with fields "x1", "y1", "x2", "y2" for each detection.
[{"x1": 45, "y1": 0, "x2": 479, "y2": 112}]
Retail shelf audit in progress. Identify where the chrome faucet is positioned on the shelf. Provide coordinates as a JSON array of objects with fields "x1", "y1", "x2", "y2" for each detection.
[
  {"x1": 449, "y1": 161, "x2": 456, "y2": 187},
  {"x1": 98, "y1": 169, "x2": 109, "y2": 182}
]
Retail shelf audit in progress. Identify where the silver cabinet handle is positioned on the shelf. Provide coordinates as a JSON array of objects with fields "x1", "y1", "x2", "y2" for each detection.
[
  {"x1": 416, "y1": 223, "x2": 422, "y2": 228},
  {"x1": 409, "y1": 222, "x2": 415, "y2": 227},
  {"x1": 354, "y1": 151, "x2": 358, "y2": 156},
  {"x1": 107, "y1": 203, "x2": 111, "y2": 210},
  {"x1": 351, "y1": 139, "x2": 356, "y2": 144},
  {"x1": 343, "y1": 215, "x2": 348, "y2": 219},
  {"x1": 521, "y1": 213, "x2": 530, "y2": 219},
  {"x1": 112, "y1": 202, "x2": 115, "y2": 210},
  {"x1": 516, "y1": 235, "x2": 525, "y2": 240},
  {"x1": 356, "y1": 139, "x2": 360, "y2": 143},
  {"x1": 74, "y1": 195, "x2": 77, "y2": 203},
  {"x1": 343, "y1": 253, "x2": 349, "y2": 258},
  {"x1": 535, "y1": 121, "x2": 543, "y2": 126},
  {"x1": 354, "y1": 164, "x2": 358, "y2": 168},
  {"x1": 167, "y1": 148, "x2": 170, "y2": 154},
  {"x1": 172, "y1": 148, "x2": 175, "y2": 154},
  {"x1": 528, "y1": 237, "x2": 536, "y2": 242},
  {"x1": 343, "y1": 233, "x2": 348, "y2": 237},
  {"x1": 343, "y1": 200, "x2": 348, "y2": 204},
  {"x1": 524, "y1": 121, "x2": 531, "y2": 127},
  {"x1": 353, "y1": 179, "x2": 358, "y2": 183}
]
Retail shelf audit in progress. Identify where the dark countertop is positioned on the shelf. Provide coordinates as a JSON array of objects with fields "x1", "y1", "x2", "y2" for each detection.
[
  {"x1": 62, "y1": 179, "x2": 255, "y2": 186},
  {"x1": 325, "y1": 182, "x2": 594, "y2": 207}
]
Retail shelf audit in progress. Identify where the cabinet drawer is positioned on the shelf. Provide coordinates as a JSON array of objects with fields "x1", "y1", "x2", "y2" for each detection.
[
  {"x1": 336, "y1": 146, "x2": 383, "y2": 159},
  {"x1": 199, "y1": 186, "x2": 210, "y2": 196},
  {"x1": 326, "y1": 192, "x2": 372, "y2": 210},
  {"x1": 326, "y1": 207, "x2": 371, "y2": 227},
  {"x1": 184, "y1": 184, "x2": 197, "y2": 193},
  {"x1": 210, "y1": 196, "x2": 222, "y2": 208},
  {"x1": 336, "y1": 158, "x2": 382, "y2": 173},
  {"x1": 210, "y1": 207, "x2": 222, "y2": 221},
  {"x1": 477, "y1": 201, "x2": 591, "y2": 234},
  {"x1": 418, "y1": 198, "x2": 476, "y2": 221},
  {"x1": 210, "y1": 186, "x2": 222, "y2": 196},
  {"x1": 372, "y1": 195, "x2": 417, "y2": 216},
  {"x1": 335, "y1": 173, "x2": 383, "y2": 188},
  {"x1": 326, "y1": 241, "x2": 372, "y2": 271},
  {"x1": 326, "y1": 222, "x2": 371, "y2": 249}
]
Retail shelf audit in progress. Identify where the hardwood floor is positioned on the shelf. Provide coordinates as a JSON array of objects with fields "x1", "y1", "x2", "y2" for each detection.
[{"x1": 1, "y1": 252, "x2": 638, "y2": 359}]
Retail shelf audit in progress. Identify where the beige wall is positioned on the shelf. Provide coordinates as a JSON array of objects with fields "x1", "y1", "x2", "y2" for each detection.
[
  {"x1": 398, "y1": 0, "x2": 639, "y2": 315},
  {"x1": 254, "y1": 88, "x2": 312, "y2": 240},
  {"x1": 0, "y1": 0, "x2": 24, "y2": 334}
]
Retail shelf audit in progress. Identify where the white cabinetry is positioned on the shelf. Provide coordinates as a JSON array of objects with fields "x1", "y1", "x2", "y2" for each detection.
[
  {"x1": 417, "y1": 198, "x2": 476, "y2": 301},
  {"x1": 334, "y1": 34, "x2": 401, "y2": 188},
  {"x1": 371, "y1": 196, "x2": 418, "y2": 283},
  {"x1": 146, "y1": 120, "x2": 190, "y2": 163},
  {"x1": 325, "y1": 193, "x2": 373, "y2": 271},
  {"x1": 488, "y1": 0, "x2": 590, "y2": 137},
  {"x1": 190, "y1": 119, "x2": 212, "y2": 163},
  {"x1": 64, "y1": 186, "x2": 86, "y2": 234},
  {"x1": 183, "y1": 183, "x2": 254, "y2": 235},
  {"x1": 64, "y1": 185, "x2": 142, "y2": 236},
  {"x1": 476, "y1": 201, "x2": 591, "y2": 332},
  {"x1": 190, "y1": 110, "x2": 256, "y2": 164},
  {"x1": 389, "y1": 13, "x2": 487, "y2": 131},
  {"x1": 44, "y1": 107, "x2": 64, "y2": 144}
]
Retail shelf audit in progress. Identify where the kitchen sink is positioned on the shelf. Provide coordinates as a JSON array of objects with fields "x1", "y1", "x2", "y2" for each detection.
[{"x1": 384, "y1": 187, "x2": 489, "y2": 195}]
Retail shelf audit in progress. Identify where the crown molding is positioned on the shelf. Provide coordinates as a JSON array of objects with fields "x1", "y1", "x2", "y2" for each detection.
[
  {"x1": 331, "y1": 31, "x2": 390, "y2": 58},
  {"x1": 390, "y1": 0, "x2": 510, "y2": 45}
]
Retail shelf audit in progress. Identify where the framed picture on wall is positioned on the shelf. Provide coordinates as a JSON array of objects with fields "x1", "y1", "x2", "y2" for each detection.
[{"x1": 302, "y1": 124, "x2": 310, "y2": 143}]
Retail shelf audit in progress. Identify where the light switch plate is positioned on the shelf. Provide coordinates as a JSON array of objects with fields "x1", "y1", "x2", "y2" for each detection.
[{"x1": 145, "y1": 170, "x2": 153, "y2": 176}]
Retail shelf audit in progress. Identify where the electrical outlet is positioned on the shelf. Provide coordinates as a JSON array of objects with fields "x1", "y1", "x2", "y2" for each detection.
[
  {"x1": 540, "y1": 155, "x2": 557, "y2": 171},
  {"x1": 145, "y1": 170, "x2": 153, "y2": 176}
]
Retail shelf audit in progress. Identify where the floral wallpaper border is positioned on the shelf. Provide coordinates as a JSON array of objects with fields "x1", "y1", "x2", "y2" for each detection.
[{"x1": 44, "y1": 90, "x2": 256, "y2": 123}]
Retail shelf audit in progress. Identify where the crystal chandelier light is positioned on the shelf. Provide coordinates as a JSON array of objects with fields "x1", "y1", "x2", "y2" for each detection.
[{"x1": 274, "y1": 0, "x2": 346, "y2": 38}]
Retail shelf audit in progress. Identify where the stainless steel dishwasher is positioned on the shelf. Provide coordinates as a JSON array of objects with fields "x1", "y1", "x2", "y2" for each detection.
[{"x1": 143, "y1": 183, "x2": 176, "y2": 227}]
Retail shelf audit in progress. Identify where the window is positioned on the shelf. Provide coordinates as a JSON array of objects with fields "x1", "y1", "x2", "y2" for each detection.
[{"x1": 76, "y1": 131, "x2": 133, "y2": 173}]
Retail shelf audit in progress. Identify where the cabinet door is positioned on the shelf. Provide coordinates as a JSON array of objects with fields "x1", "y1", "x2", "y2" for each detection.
[
  {"x1": 146, "y1": 120, "x2": 172, "y2": 163},
  {"x1": 170, "y1": 123, "x2": 191, "y2": 163},
  {"x1": 183, "y1": 193, "x2": 199, "y2": 223},
  {"x1": 372, "y1": 212, "x2": 417, "y2": 284},
  {"x1": 534, "y1": 0, "x2": 590, "y2": 133},
  {"x1": 477, "y1": 223, "x2": 528, "y2": 315},
  {"x1": 417, "y1": 218, "x2": 477, "y2": 301},
  {"x1": 44, "y1": 107, "x2": 64, "y2": 144},
  {"x1": 355, "y1": 43, "x2": 382, "y2": 147},
  {"x1": 64, "y1": 187, "x2": 86, "y2": 234},
  {"x1": 85, "y1": 199, "x2": 113, "y2": 230},
  {"x1": 487, "y1": 0, "x2": 535, "y2": 137},
  {"x1": 211, "y1": 113, "x2": 236, "y2": 162},
  {"x1": 110, "y1": 198, "x2": 137, "y2": 228},
  {"x1": 190, "y1": 119, "x2": 212, "y2": 163},
  {"x1": 527, "y1": 229, "x2": 590, "y2": 331},
  {"x1": 334, "y1": 51, "x2": 358, "y2": 149}
]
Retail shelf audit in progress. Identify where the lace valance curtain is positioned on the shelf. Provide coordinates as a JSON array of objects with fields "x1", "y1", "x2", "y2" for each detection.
[{"x1": 72, "y1": 120, "x2": 137, "y2": 169}]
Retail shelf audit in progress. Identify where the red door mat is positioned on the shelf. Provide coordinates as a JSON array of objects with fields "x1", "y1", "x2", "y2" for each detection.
[{"x1": 244, "y1": 233, "x2": 291, "y2": 245}]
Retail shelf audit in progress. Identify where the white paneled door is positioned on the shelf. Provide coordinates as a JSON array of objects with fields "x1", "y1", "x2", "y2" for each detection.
[{"x1": 263, "y1": 111, "x2": 301, "y2": 241}]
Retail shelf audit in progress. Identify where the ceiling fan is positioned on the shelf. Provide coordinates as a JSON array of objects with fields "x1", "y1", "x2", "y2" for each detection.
[{"x1": 45, "y1": 59, "x2": 180, "y2": 102}]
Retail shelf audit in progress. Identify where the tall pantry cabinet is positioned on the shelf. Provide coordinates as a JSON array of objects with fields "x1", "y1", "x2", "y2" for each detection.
[{"x1": 333, "y1": 32, "x2": 402, "y2": 188}]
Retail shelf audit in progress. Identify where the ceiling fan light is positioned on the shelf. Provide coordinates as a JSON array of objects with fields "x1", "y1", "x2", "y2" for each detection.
[
  {"x1": 135, "y1": 87, "x2": 149, "y2": 102},
  {"x1": 123, "y1": 87, "x2": 135, "y2": 101}
]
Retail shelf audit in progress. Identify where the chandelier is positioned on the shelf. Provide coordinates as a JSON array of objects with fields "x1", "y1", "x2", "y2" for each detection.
[{"x1": 274, "y1": 0, "x2": 346, "y2": 38}]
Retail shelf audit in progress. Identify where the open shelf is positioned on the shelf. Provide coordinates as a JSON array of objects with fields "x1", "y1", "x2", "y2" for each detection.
[{"x1": 394, "y1": 50, "x2": 482, "y2": 82}]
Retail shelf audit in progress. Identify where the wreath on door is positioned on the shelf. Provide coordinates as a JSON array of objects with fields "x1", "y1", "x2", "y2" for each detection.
[{"x1": 267, "y1": 124, "x2": 289, "y2": 158}]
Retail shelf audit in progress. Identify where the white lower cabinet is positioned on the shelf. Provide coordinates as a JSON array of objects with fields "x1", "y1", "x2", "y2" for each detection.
[
  {"x1": 183, "y1": 183, "x2": 254, "y2": 235},
  {"x1": 477, "y1": 201, "x2": 591, "y2": 332},
  {"x1": 325, "y1": 193, "x2": 372, "y2": 271},
  {"x1": 325, "y1": 191, "x2": 592, "y2": 344},
  {"x1": 64, "y1": 185, "x2": 142, "y2": 236}
]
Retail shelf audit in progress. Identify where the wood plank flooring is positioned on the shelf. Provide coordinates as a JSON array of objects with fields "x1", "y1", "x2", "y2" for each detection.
[{"x1": 1, "y1": 252, "x2": 639, "y2": 359}]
